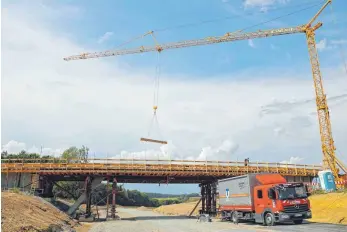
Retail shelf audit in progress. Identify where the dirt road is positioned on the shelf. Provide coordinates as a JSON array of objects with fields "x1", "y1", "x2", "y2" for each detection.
[{"x1": 88, "y1": 207, "x2": 347, "y2": 232}]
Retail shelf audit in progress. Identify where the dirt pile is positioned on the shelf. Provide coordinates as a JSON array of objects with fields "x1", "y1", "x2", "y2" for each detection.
[
  {"x1": 153, "y1": 201, "x2": 201, "y2": 216},
  {"x1": 309, "y1": 192, "x2": 347, "y2": 225},
  {"x1": 1, "y1": 192, "x2": 79, "y2": 232}
]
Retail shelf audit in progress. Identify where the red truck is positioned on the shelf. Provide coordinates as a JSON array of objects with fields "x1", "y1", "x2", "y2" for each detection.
[{"x1": 218, "y1": 173, "x2": 312, "y2": 226}]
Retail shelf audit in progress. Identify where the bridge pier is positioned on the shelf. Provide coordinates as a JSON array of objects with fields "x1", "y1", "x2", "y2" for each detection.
[
  {"x1": 39, "y1": 176, "x2": 54, "y2": 198},
  {"x1": 199, "y1": 182, "x2": 217, "y2": 216},
  {"x1": 78, "y1": 176, "x2": 96, "y2": 222},
  {"x1": 107, "y1": 177, "x2": 120, "y2": 220}
]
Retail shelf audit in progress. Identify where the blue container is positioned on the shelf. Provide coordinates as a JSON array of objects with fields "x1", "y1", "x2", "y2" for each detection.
[{"x1": 318, "y1": 170, "x2": 336, "y2": 192}]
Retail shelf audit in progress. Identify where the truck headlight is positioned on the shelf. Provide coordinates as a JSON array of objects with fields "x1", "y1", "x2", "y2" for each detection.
[
  {"x1": 281, "y1": 214, "x2": 290, "y2": 219},
  {"x1": 307, "y1": 211, "x2": 312, "y2": 216}
]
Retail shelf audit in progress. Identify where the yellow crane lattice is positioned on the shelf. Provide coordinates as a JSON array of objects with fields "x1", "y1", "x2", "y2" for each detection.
[{"x1": 63, "y1": 0, "x2": 346, "y2": 180}]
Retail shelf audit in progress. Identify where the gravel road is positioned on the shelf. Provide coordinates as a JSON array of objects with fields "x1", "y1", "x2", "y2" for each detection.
[{"x1": 88, "y1": 207, "x2": 347, "y2": 232}]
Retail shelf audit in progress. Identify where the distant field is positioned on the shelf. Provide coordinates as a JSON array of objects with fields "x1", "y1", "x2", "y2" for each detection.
[
  {"x1": 153, "y1": 197, "x2": 180, "y2": 201},
  {"x1": 153, "y1": 197, "x2": 181, "y2": 204},
  {"x1": 186, "y1": 197, "x2": 200, "y2": 202}
]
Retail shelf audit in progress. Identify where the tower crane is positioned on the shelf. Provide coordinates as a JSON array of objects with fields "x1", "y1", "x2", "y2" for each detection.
[{"x1": 64, "y1": 0, "x2": 346, "y2": 181}]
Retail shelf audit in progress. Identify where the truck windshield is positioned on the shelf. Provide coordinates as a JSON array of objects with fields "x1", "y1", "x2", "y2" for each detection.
[{"x1": 278, "y1": 186, "x2": 307, "y2": 199}]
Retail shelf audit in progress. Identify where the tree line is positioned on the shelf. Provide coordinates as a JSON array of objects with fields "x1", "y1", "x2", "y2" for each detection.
[{"x1": 1, "y1": 145, "x2": 89, "y2": 163}]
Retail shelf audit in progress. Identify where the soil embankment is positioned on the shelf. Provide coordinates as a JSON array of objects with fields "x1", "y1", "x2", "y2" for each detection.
[{"x1": 1, "y1": 192, "x2": 83, "y2": 232}]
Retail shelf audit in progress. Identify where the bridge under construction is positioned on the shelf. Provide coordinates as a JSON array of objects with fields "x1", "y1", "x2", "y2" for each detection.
[
  {"x1": 1, "y1": 158, "x2": 323, "y2": 220},
  {"x1": 1, "y1": 158, "x2": 321, "y2": 182}
]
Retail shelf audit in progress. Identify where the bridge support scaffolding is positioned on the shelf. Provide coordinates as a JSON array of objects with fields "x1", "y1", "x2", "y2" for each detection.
[
  {"x1": 199, "y1": 182, "x2": 217, "y2": 216},
  {"x1": 39, "y1": 176, "x2": 54, "y2": 198},
  {"x1": 107, "y1": 177, "x2": 120, "y2": 220}
]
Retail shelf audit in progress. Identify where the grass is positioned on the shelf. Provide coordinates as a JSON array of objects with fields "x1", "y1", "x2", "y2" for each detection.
[
  {"x1": 153, "y1": 197, "x2": 182, "y2": 204},
  {"x1": 153, "y1": 197, "x2": 180, "y2": 201},
  {"x1": 186, "y1": 197, "x2": 201, "y2": 202},
  {"x1": 308, "y1": 192, "x2": 347, "y2": 225}
]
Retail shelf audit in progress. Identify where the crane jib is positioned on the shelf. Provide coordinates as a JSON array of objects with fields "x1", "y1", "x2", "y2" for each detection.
[{"x1": 63, "y1": 26, "x2": 305, "y2": 61}]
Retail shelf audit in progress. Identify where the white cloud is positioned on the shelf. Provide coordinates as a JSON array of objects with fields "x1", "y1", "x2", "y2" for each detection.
[
  {"x1": 248, "y1": 39, "x2": 255, "y2": 48},
  {"x1": 2, "y1": 140, "x2": 26, "y2": 154},
  {"x1": 330, "y1": 39, "x2": 347, "y2": 45},
  {"x1": 196, "y1": 140, "x2": 239, "y2": 161},
  {"x1": 280, "y1": 156, "x2": 304, "y2": 164},
  {"x1": 274, "y1": 127, "x2": 285, "y2": 137},
  {"x1": 1, "y1": 140, "x2": 64, "y2": 157},
  {"x1": 270, "y1": 44, "x2": 278, "y2": 50},
  {"x1": 2, "y1": 1, "x2": 347, "y2": 165},
  {"x1": 315, "y1": 38, "x2": 346, "y2": 51},
  {"x1": 97, "y1": 31, "x2": 114, "y2": 44},
  {"x1": 243, "y1": 0, "x2": 289, "y2": 10},
  {"x1": 316, "y1": 38, "x2": 328, "y2": 51}
]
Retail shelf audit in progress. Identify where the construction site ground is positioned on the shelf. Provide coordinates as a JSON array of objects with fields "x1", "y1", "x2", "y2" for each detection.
[
  {"x1": 88, "y1": 206, "x2": 347, "y2": 232},
  {"x1": 2, "y1": 192, "x2": 347, "y2": 232}
]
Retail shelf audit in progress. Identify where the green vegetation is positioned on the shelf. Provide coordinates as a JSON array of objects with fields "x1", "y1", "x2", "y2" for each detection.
[
  {"x1": 1, "y1": 145, "x2": 89, "y2": 163},
  {"x1": 145, "y1": 192, "x2": 199, "y2": 199},
  {"x1": 153, "y1": 198, "x2": 182, "y2": 205},
  {"x1": 145, "y1": 193, "x2": 200, "y2": 205}
]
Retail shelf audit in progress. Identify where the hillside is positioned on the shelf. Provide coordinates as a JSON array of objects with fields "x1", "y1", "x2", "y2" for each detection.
[{"x1": 1, "y1": 192, "x2": 81, "y2": 232}]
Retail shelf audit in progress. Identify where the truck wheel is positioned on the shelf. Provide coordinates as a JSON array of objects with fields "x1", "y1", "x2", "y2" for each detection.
[
  {"x1": 293, "y1": 219, "x2": 303, "y2": 224},
  {"x1": 264, "y1": 212, "x2": 275, "y2": 226},
  {"x1": 231, "y1": 211, "x2": 239, "y2": 224}
]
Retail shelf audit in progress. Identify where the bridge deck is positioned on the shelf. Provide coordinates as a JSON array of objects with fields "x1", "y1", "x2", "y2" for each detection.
[{"x1": 1, "y1": 159, "x2": 321, "y2": 177}]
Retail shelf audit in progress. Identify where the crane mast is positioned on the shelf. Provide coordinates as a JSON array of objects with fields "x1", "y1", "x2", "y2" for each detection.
[{"x1": 64, "y1": 0, "x2": 346, "y2": 180}]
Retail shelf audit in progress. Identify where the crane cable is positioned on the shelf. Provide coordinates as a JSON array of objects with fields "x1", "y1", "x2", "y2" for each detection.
[
  {"x1": 152, "y1": 0, "x2": 324, "y2": 33},
  {"x1": 112, "y1": 0, "x2": 323, "y2": 50},
  {"x1": 147, "y1": 51, "x2": 163, "y2": 139},
  {"x1": 329, "y1": 3, "x2": 347, "y2": 76}
]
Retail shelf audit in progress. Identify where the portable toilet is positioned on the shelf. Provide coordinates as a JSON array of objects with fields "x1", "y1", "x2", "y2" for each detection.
[
  {"x1": 311, "y1": 176, "x2": 321, "y2": 190},
  {"x1": 318, "y1": 170, "x2": 336, "y2": 192}
]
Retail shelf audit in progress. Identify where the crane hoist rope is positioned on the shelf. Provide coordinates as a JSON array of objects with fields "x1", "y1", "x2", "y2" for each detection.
[
  {"x1": 140, "y1": 50, "x2": 167, "y2": 145},
  {"x1": 328, "y1": 3, "x2": 347, "y2": 76}
]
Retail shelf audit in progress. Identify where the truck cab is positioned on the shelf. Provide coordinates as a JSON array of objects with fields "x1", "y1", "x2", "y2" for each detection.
[{"x1": 253, "y1": 182, "x2": 312, "y2": 225}]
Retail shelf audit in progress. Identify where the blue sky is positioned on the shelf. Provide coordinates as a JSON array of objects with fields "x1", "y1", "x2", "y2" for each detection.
[
  {"x1": 57, "y1": 0, "x2": 347, "y2": 76},
  {"x1": 2, "y1": 0, "x2": 347, "y2": 194}
]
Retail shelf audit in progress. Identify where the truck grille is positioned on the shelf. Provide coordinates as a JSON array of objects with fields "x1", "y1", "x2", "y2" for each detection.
[{"x1": 283, "y1": 204, "x2": 309, "y2": 213}]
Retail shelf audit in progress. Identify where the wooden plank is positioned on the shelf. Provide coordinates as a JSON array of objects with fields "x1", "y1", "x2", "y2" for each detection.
[{"x1": 140, "y1": 137, "x2": 168, "y2": 144}]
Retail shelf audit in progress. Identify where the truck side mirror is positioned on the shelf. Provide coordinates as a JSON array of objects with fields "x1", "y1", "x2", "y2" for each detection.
[{"x1": 268, "y1": 188, "x2": 276, "y2": 199}]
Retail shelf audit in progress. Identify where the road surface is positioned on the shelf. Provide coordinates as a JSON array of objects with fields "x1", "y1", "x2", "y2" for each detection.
[{"x1": 88, "y1": 207, "x2": 347, "y2": 232}]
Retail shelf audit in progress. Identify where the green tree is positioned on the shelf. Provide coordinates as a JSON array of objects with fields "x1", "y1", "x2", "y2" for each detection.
[
  {"x1": 62, "y1": 146, "x2": 80, "y2": 162},
  {"x1": 78, "y1": 145, "x2": 89, "y2": 163},
  {"x1": 61, "y1": 146, "x2": 89, "y2": 163}
]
